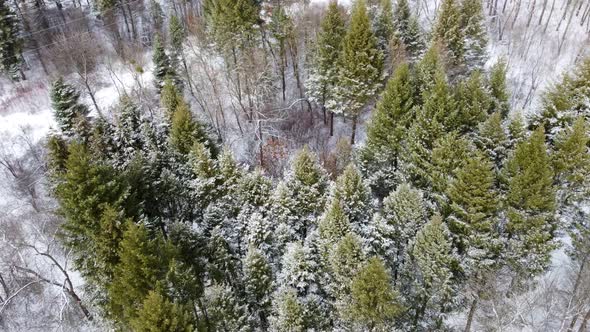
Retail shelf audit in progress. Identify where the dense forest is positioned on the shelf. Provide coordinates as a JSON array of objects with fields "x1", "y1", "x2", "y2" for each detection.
[{"x1": 0, "y1": 0, "x2": 590, "y2": 331}]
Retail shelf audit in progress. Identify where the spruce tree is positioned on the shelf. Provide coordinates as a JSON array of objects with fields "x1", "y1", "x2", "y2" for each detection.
[
  {"x1": 336, "y1": 0, "x2": 384, "y2": 144},
  {"x1": 447, "y1": 149, "x2": 501, "y2": 270},
  {"x1": 381, "y1": 183, "x2": 427, "y2": 277},
  {"x1": 475, "y1": 112, "x2": 510, "y2": 167},
  {"x1": 454, "y1": 70, "x2": 490, "y2": 132},
  {"x1": 153, "y1": 34, "x2": 176, "y2": 89},
  {"x1": 432, "y1": 0, "x2": 464, "y2": 65},
  {"x1": 393, "y1": 0, "x2": 424, "y2": 59},
  {"x1": 130, "y1": 290, "x2": 194, "y2": 332},
  {"x1": 422, "y1": 69, "x2": 456, "y2": 131},
  {"x1": 413, "y1": 45, "x2": 445, "y2": 101},
  {"x1": 50, "y1": 78, "x2": 90, "y2": 138},
  {"x1": 374, "y1": 0, "x2": 394, "y2": 51},
  {"x1": 0, "y1": 0, "x2": 23, "y2": 80},
  {"x1": 318, "y1": 197, "x2": 351, "y2": 245},
  {"x1": 401, "y1": 215, "x2": 455, "y2": 330},
  {"x1": 504, "y1": 127, "x2": 556, "y2": 279},
  {"x1": 488, "y1": 60, "x2": 510, "y2": 117},
  {"x1": 460, "y1": 0, "x2": 488, "y2": 70},
  {"x1": 307, "y1": 0, "x2": 346, "y2": 135},
  {"x1": 204, "y1": 0, "x2": 260, "y2": 53},
  {"x1": 328, "y1": 233, "x2": 366, "y2": 299},
  {"x1": 161, "y1": 79, "x2": 182, "y2": 121},
  {"x1": 108, "y1": 222, "x2": 170, "y2": 324},
  {"x1": 270, "y1": 287, "x2": 306, "y2": 332},
  {"x1": 346, "y1": 257, "x2": 400, "y2": 330},
  {"x1": 244, "y1": 246, "x2": 273, "y2": 328},
  {"x1": 360, "y1": 63, "x2": 414, "y2": 197},
  {"x1": 552, "y1": 116, "x2": 590, "y2": 194},
  {"x1": 170, "y1": 102, "x2": 198, "y2": 155},
  {"x1": 204, "y1": 283, "x2": 251, "y2": 331},
  {"x1": 330, "y1": 164, "x2": 372, "y2": 233}
]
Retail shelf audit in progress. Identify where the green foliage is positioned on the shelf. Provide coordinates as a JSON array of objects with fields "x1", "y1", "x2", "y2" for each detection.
[
  {"x1": 169, "y1": 15, "x2": 185, "y2": 53},
  {"x1": 402, "y1": 215, "x2": 455, "y2": 330},
  {"x1": 336, "y1": 0, "x2": 384, "y2": 120},
  {"x1": 432, "y1": 0, "x2": 464, "y2": 65},
  {"x1": 319, "y1": 198, "x2": 351, "y2": 245},
  {"x1": 153, "y1": 34, "x2": 176, "y2": 88},
  {"x1": 505, "y1": 127, "x2": 556, "y2": 277},
  {"x1": 460, "y1": 0, "x2": 488, "y2": 69},
  {"x1": 489, "y1": 60, "x2": 510, "y2": 117},
  {"x1": 393, "y1": 0, "x2": 424, "y2": 58},
  {"x1": 553, "y1": 116, "x2": 590, "y2": 192},
  {"x1": 270, "y1": 287, "x2": 306, "y2": 332},
  {"x1": 244, "y1": 247, "x2": 273, "y2": 327},
  {"x1": 50, "y1": 78, "x2": 90, "y2": 138},
  {"x1": 361, "y1": 63, "x2": 414, "y2": 197},
  {"x1": 108, "y1": 222, "x2": 172, "y2": 324},
  {"x1": 346, "y1": 257, "x2": 400, "y2": 330},
  {"x1": 204, "y1": 0, "x2": 260, "y2": 52},
  {"x1": 454, "y1": 70, "x2": 490, "y2": 132},
  {"x1": 130, "y1": 290, "x2": 194, "y2": 332},
  {"x1": 328, "y1": 233, "x2": 366, "y2": 299},
  {"x1": 374, "y1": 0, "x2": 394, "y2": 51},
  {"x1": 307, "y1": 0, "x2": 346, "y2": 112}
]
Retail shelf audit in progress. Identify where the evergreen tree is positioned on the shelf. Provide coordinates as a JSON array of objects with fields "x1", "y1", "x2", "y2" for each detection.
[
  {"x1": 393, "y1": 0, "x2": 424, "y2": 59},
  {"x1": 429, "y1": 131, "x2": 471, "y2": 204},
  {"x1": 270, "y1": 287, "x2": 306, "y2": 332},
  {"x1": 244, "y1": 246, "x2": 273, "y2": 328},
  {"x1": 204, "y1": 0, "x2": 260, "y2": 53},
  {"x1": 55, "y1": 142, "x2": 132, "y2": 288},
  {"x1": 319, "y1": 197, "x2": 351, "y2": 246},
  {"x1": 130, "y1": 290, "x2": 194, "y2": 332},
  {"x1": 273, "y1": 147, "x2": 328, "y2": 242},
  {"x1": 0, "y1": 0, "x2": 23, "y2": 80},
  {"x1": 346, "y1": 257, "x2": 400, "y2": 330},
  {"x1": 50, "y1": 78, "x2": 90, "y2": 138},
  {"x1": 413, "y1": 45, "x2": 445, "y2": 101},
  {"x1": 307, "y1": 0, "x2": 346, "y2": 135},
  {"x1": 422, "y1": 69, "x2": 456, "y2": 130},
  {"x1": 374, "y1": 0, "x2": 394, "y2": 51},
  {"x1": 360, "y1": 63, "x2": 414, "y2": 197},
  {"x1": 488, "y1": 60, "x2": 510, "y2": 117},
  {"x1": 504, "y1": 127, "x2": 556, "y2": 279},
  {"x1": 447, "y1": 150, "x2": 501, "y2": 270},
  {"x1": 336, "y1": 0, "x2": 384, "y2": 144},
  {"x1": 328, "y1": 233, "x2": 366, "y2": 300},
  {"x1": 161, "y1": 79, "x2": 183, "y2": 121},
  {"x1": 116, "y1": 97, "x2": 144, "y2": 162},
  {"x1": 475, "y1": 112, "x2": 510, "y2": 167},
  {"x1": 401, "y1": 215, "x2": 455, "y2": 331},
  {"x1": 169, "y1": 15, "x2": 185, "y2": 61},
  {"x1": 460, "y1": 0, "x2": 488, "y2": 70},
  {"x1": 381, "y1": 183, "x2": 427, "y2": 277},
  {"x1": 108, "y1": 222, "x2": 171, "y2": 324},
  {"x1": 170, "y1": 102, "x2": 199, "y2": 155},
  {"x1": 432, "y1": 0, "x2": 464, "y2": 65},
  {"x1": 330, "y1": 164, "x2": 372, "y2": 233},
  {"x1": 204, "y1": 283, "x2": 251, "y2": 332},
  {"x1": 153, "y1": 34, "x2": 176, "y2": 89},
  {"x1": 553, "y1": 116, "x2": 590, "y2": 195},
  {"x1": 454, "y1": 70, "x2": 490, "y2": 132}
]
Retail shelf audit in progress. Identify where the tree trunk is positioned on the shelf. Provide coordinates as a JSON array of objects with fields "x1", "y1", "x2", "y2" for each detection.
[
  {"x1": 330, "y1": 112, "x2": 334, "y2": 136},
  {"x1": 578, "y1": 309, "x2": 590, "y2": 332},
  {"x1": 464, "y1": 297, "x2": 478, "y2": 332},
  {"x1": 350, "y1": 115, "x2": 357, "y2": 145}
]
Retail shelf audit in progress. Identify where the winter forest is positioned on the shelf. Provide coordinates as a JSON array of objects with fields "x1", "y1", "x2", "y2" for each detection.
[{"x1": 1, "y1": 0, "x2": 590, "y2": 330}]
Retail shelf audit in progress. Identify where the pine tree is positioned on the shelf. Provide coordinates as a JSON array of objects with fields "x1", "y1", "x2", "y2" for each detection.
[
  {"x1": 161, "y1": 79, "x2": 183, "y2": 121},
  {"x1": 169, "y1": 15, "x2": 185, "y2": 61},
  {"x1": 553, "y1": 116, "x2": 590, "y2": 195},
  {"x1": 346, "y1": 257, "x2": 400, "y2": 330},
  {"x1": 460, "y1": 0, "x2": 488, "y2": 70},
  {"x1": 270, "y1": 287, "x2": 306, "y2": 332},
  {"x1": 153, "y1": 34, "x2": 176, "y2": 89},
  {"x1": 50, "y1": 78, "x2": 90, "y2": 138},
  {"x1": 307, "y1": 0, "x2": 345, "y2": 134},
  {"x1": 374, "y1": 0, "x2": 394, "y2": 51},
  {"x1": 204, "y1": 283, "x2": 251, "y2": 332},
  {"x1": 413, "y1": 45, "x2": 445, "y2": 101},
  {"x1": 328, "y1": 233, "x2": 366, "y2": 300},
  {"x1": 170, "y1": 102, "x2": 198, "y2": 155},
  {"x1": 447, "y1": 150, "x2": 501, "y2": 271},
  {"x1": 432, "y1": 0, "x2": 464, "y2": 65},
  {"x1": 381, "y1": 183, "x2": 427, "y2": 277},
  {"x1": 116, "y1": 97, "x2": 144, "y2": 162},
  {"x1": 130, "y1": 290, "x2": 194, "y2": 332},
  {"x1": 244, "y1": 246, "x2": 273, "y2": 328},
  {"x1": 318, "y1": 197, "x2": 351, "y2": 246},
  {"x1": 430, "y1": 131, "x2": 471, "y2": 204},
  {"x1": 204, "y1": 0, "x2": 260, "y2": 53},
  {"x1": 336, "y1": 0, "x2": 384, "y2": 144},
  {"x1": 504, "y1": 127, "x2": 556, "y2": 279},
  {"x1": 393, "y1": 0, "x2": 424, "y2": 59},
  {"x1": 454, "y1": 70, "x2": 490, "y2": 132},
  {"x1": 55, "y1": 142, "x2": 132, "y2": 288},
  {"x1": 475, "y1": 112, "x2": 510, "y2": 167},
  {"x1": 273, "y1": 147, "x2": 328, "y2": 241},
  {"x1": 422, "y1": 69, "x2": 456, "y2": 131},
  {"x1": 0, "y1": 0, "x2": 23, "y2": 80},
  {"x1": 401, "y1": 215, "x2": 455, "y2": 330},
  {"x1": 360, "y1": 63, "x2": 414, "y2": 197},
  {"x1": 488, "y1": 60, "x2": 510, "y2": 117},
  {"x1": 330, "y1": 164, "x2": 372, "y2": 233},
  {"x1": 108, "y1": 222, "x2": 171, "y2": 324}
]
